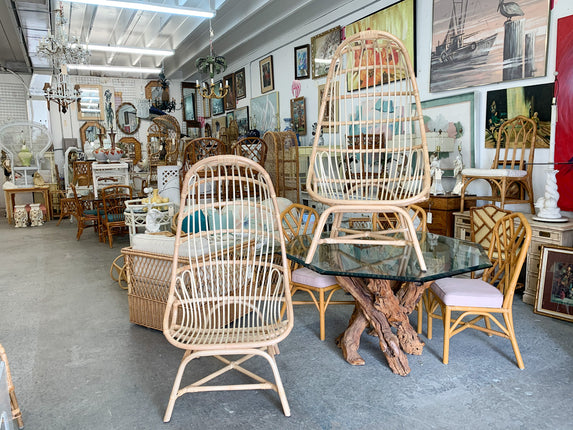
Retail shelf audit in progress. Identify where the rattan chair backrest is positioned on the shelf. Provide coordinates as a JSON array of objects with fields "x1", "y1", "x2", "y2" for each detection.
[
  {"x1": 306, "y1": 30, "x2": 430, "y2": 206},
  {"x1": 491, "y1": 116, "x2": 537, "y2": 174},
  {"x1": 164, "y1": 155, "x2": 293, "y2": 349},
  {"x1": 280, "y1": 203, "x2": 319, "y2": 243},
  {"x1": 233, "y1": 137, "x2": 268, "y2": 165},
  {"x1": 470, "y1": 204, "x2": 512, "y2": 253}
]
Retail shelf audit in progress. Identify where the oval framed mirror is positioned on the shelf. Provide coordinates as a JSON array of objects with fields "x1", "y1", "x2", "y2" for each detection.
[{"x1": 116, "y1": 102, "x2": 140, "y2": 135}]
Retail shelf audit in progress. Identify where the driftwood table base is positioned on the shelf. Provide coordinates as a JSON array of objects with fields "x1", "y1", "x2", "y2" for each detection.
[{"x1": 335, "y1": 276, "x2": 431, "y2": 376}]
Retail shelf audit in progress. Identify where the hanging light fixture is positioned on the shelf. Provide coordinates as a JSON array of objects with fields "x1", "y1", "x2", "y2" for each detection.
[
  {"x1": 37, "y1": 8, "x2": 90, "y2": 114},
  {"x1": 149, "y1": 67, "x2": 179, "y2": 112},
  {"x1": 196, "y1": 21, "x2": 229, "y2": 100}
]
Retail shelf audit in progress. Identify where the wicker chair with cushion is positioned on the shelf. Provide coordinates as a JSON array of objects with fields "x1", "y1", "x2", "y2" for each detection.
[
  {"x1": 163, "y1": 155, "x2": 293, "y2": 421},
  {"x1": 426, "y1": 213, "x2": 531, "y2": 368},
  {"x1": 305, "y1": 30, "x2": 430, "y2": 270},
  {"x1": 101, "y1": 185, "x2": 133, "y2": 248},
  {"x1": 280, "y1": 203, "x2": 353, "y2": 340},
  {"x1": 70, "y1": 184, "x2": 101, "y2": 241},
  {"x1": 460, "y1": 116, "x2": 537, "y2": 212}
]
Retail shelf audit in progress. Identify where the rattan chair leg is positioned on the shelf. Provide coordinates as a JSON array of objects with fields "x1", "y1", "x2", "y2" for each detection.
[
  {"x1": 318, "y1": 289, "x2": 326, "y2": 341},
  {"x1": 504, "y1": 312, "x2": 524, "y2": 369},
  {"x1": 442, "y1": 307, "x2": 451, "y2": 365}
]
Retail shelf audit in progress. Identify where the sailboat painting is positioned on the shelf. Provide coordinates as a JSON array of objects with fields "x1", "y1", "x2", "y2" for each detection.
[{"x1": 430, "y1": 0, "x2": 550, "y2": 92}]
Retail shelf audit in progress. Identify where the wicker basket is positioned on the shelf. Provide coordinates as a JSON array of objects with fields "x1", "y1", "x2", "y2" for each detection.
[{"x1": 123, "y1": 247, "x2": 187, "y2": 331}]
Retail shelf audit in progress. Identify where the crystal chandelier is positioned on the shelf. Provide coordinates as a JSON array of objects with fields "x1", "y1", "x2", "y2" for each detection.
[
  {"x1": 196, "y1": 20, "x2": 228, "y2": 100},
  {"x1": 37, "y1": 8, "x2": 89, "y2": 114}
]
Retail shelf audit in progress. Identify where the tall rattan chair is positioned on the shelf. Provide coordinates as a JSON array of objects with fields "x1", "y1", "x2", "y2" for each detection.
[
  {"x1": 179, "y1": 137, "x2": 226, "y2": 188},
  {"x1": 460, "y1": 116, "x2": 537, "y2": 212},
  {"x1": 163, "y1": 155, "x2": 293, "y2": 421},
  {"x1": 305, "y1": 30, "x2": 430, "y2": 270}
]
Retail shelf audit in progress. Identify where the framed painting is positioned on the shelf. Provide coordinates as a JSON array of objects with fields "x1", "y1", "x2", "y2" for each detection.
[
  {"x1": 212, "y1": 115, "x2": 227, "y2": 137},
  {"x1": 345, "y1": 0, "x2": 416, "y2": 90},
  {"x1": 311, "y1": 26, "x2": 341, "y2": 79},
  {"x1": 226, "y1": 110, "x2": 235, "y2": 126},
  {"x1": 251, "y1": 92, "x2": 279, "y2": 134},
  {"x1": 420, "y1": 93, "x2": 476, "y2": 170},
  {"x1": 235, "y1": 68, "x2": 246, "y2": 100},
  {"x1": 223, "y1": 73, "x2": 236, "y2": 111},
  {"x1": 259, "y1": 55, "x2": 274, "y2": 94},
  {"x1": 430, "y1": 0, "x2": 551, "y2": 92},
  {"x1": 318, "y1": 84, "x2": 338, "y2": 133},
  {"x1": 555, "y1": 14, "x2": 573, "y2": 211},
  {"x1": 182, "y1": 82, "x2": 200, "y2": 128},
  {"x1": 485, "y1": 83, "x2": 553, "y2": 148},
  {"x1": 235, "y1": 106, "x2": 249, "y2": 136},
  {"x1": 211, "y1": 81, "x2": 225, "y2": 116},
  {"x1": 290, "y1": 97, "x2": 306, "y2": 135},
  {"x1": 294, "y1": 44, "x2": 310, "y2": 80},
  {"x1": 535, "y1": 245, "x2": 573, "y2": 322}
]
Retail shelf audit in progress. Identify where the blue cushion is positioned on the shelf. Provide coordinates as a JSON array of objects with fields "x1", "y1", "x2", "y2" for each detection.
[
  {"x1": 106, "y1": 213, "x2": 124, "y2": 222},
  {"x1": 206, "y1": 208, "x2": 233, "y2": 231},
  {"x1": 84, "y1": 209, "x2": 104, "y2": 216},
  {"x1": 182, "y1": 210, "x2": 208, "y2": 234}
]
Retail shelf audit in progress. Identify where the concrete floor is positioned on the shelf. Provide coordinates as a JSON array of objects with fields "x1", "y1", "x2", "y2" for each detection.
[{"x1": 1, "y1": 217, "x2": 572, "y2": 430}]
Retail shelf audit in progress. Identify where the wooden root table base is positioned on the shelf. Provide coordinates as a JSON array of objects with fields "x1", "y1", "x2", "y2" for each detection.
[{"x1": 335, "y1": 276, "x2": 430, "y2": 376}]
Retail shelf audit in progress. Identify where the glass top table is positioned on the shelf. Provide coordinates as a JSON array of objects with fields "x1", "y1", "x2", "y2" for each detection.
[{"x1": 285, "y1": 232, "x2": 492, "y2": 375}]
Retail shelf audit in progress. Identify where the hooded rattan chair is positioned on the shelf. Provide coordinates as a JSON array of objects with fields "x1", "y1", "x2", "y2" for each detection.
[
  {"x1": 163, "y1": 155, "x2": 293, "y2": 421},
  {"x1": 305, "y1": 30, "x2": 430, "y2": 270}
]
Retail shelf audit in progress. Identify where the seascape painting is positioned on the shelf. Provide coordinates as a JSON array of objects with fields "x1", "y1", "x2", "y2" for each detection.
[
  {"x1": 251, "y1": 92, "x2": 279, "y2": 134},
  {"x1": 430, "y1": 0, "x2": 550, "y2": 92},
  {"x1": 485, "y1": 82, "x2": 553, "y2": 148}
]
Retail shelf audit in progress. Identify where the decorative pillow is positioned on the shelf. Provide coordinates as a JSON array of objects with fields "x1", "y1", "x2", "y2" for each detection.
[
  {"x1": 181, "y1": 210, "x2": 208, "y2": 234},
  {"x1": 205, "y1": 207, "x2": 233, "y2": 231},
  {"x1": 261, "y1": 197, "x2": 293, "y2": 230}
]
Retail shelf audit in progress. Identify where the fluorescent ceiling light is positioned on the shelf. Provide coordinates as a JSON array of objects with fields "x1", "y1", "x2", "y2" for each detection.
[
  {"x1": 77, "y1": 44, "x2": 174, "y2": 57},
  {"x1": 68, "y1": 64, "x2": 161, "y2": 73},
  {"x1": 61, "y1": 0, "x2": 215, "y2": 18}
]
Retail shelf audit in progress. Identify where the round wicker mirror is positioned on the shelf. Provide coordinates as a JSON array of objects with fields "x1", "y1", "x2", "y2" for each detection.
[{"x1": 116, "y1": 102, "x2": 140, "y2": 135}]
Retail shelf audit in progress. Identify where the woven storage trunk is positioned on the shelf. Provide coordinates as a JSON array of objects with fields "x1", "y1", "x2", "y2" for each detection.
[{"x1": 123, "y1": 247, "x2": 187, "y2": 331}]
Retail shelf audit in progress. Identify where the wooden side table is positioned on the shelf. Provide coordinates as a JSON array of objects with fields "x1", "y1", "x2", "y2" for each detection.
[
  {"x1": 454, "y1": 211, "x2": 573, "y2": 304},
  {"x1": 418, "y1": 194, "x2": 462, "y2": 237},
  {"x1": 4, "y1": 185, "x2": 52, "y2": 224}
]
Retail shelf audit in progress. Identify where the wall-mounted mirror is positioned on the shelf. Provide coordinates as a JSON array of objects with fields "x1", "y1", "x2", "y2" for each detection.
[
  {"x1": 118, "y1": 137, "x2": 142, "y2": 165},
  {"x1": 80, "y1": 121, "x2": 106, "y2": 151},
  {"x1": 77, "y1": 85, "x2": 104, "y2": 121},
  {"x1": 182, "y1": 82, "x2": 200, "y2": 128},
  {"x1": 116, "y1": 102, "x2": 140, "y2": 135},
  {"x1": 145, "y1": 80, "x2": 167, "y2": 106}
]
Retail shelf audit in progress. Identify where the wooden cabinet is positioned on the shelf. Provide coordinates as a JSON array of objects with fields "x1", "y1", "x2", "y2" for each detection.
[
  {"x1": 418, "y1": 194, "x2": 461, "y2": 237},
  {"x1": 454, "y1": 211, "x2": 573, "y2": 305}
]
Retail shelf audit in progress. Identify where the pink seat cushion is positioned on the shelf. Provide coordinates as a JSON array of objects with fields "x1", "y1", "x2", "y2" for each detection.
[
  {"x1": 291, "y1": 267, "x2": 338, "y2": 289},
  {"x1": 430, "y1": 277, "x2": 503, "y2": 308}
]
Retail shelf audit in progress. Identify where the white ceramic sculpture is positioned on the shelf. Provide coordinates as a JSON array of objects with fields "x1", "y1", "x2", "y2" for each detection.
[
  {"x1": 430, "y1": 154, "x2": 445, "y2": 195},
  {"x1": 14, "y1": 205, "x2": 28, "y2": 228},
  {"x1": 452, "y1": 146, "x2": 464, "y2": 195},
  {"x1": 535, "y1": 169, "x2": 563, "y2": 220},
  {"x1": 29, "y1": 203, "x2": 44, "y2": 227}
]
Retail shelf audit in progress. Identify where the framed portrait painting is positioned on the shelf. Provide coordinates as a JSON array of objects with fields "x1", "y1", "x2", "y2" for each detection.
[
  {"x1": 223, "y1": 73, "x2": 236, "y2": 111},
  {"x1": 259, "y1": 55, "x2": 274, "y2": 94},
  {"x1": 311, "y1": 26, "x2": 341, "y2": 79},
  {"x1": 294, "y1": 44, "x2": 310, "y2": 80},
  {"x1": 535, "y1": 245, "x2": 573, "y2": 322},
  {"x1": 290, "y1": 97, "x2": 306, "y2": 135},
  {"x1": 235, "y1": 68, "x2": 246, "y2": 100},
  {"x1": 430, "y1": 0, "x2": 550, "y2": 92}
]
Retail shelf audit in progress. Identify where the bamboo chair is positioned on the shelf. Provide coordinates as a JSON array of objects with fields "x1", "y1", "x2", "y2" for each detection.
[
  {"x1": 72, "y1": 160, "x2": 93, "y2": 186},
  {"x1": 460, "y1": 116, "x2": 537, "y2": 212},
  {"x1": 280, "y1": 203, "x2": 353, "y2": 340},
  {"x1": 101, "y1": 185, "x2": 133, "y2": 248},
  {"x1": 469, "y1": 204, "x2": 512, "y2": 279},
  {"x1": 180, "y1": 137, "x2": 226, "y2": 189},
  {"x1": 0, "y1": 343, "x2": 23, "y2": 429},
  {"x1": 232, "y1": 137, "x2": 268, "y2": 166},
  {"x1": 305, "y1": 30, "x2": 430, "y2": 270},
  {"x1": 70, "y1": 184, "x2": 101, "y2": 241},
  {"x1": 163, "y1": 155, "x2": 293, "y2": 421},
  {"x1": 425, "y1": 213, "x2": 531, "y2": 368}
]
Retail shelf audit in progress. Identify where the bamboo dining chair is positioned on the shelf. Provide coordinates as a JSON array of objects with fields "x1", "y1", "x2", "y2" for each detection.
[
  {"x1": 180, "y1": 137, "x2": 227, "y2": 188},
  {"x1": 163, "y1": 155, "x2": 293, "y2": 421},
  {"x1": 101, "y1": 185, "x2": 133, "y2": 248},
  {"x1": 280, "y1": 203, "x2": 354, "y2": 340},
  {"x1": 70, "y1": 184, "x2": 101, "y2": 241},
  {"x1": 425, "y1": 213, "x2": 531, "y2": 368},
  {"x1": 232, "y1": 137, "x2": 268, "y2": 166},
  {"x1": 460, "y1": 116, "x2": 537, "y2": 212},
  {"x1": 305, "y1": 30, "x2": 430, "y2": 270}
]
